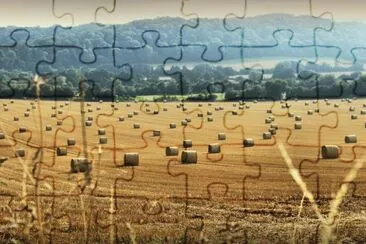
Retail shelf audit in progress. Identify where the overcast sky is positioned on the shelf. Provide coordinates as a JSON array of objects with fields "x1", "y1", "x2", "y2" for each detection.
[{"x1": 0, "y1": 0, "x2": 365, "y2": 27}]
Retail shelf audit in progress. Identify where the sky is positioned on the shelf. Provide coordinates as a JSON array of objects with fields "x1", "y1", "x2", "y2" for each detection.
[{"x1": 0, "y1": 0, "x2": 365, "y2": 27}]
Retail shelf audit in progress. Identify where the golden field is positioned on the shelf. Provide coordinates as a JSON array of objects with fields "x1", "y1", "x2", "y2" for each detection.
[{"x1": 0, "y1": 98, "x2": 366, "y2": 243}]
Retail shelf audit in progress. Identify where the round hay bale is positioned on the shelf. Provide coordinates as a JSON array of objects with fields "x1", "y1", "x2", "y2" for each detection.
[
  {"x1": 197, "y1": 113, "x2": 203, "y2": 117},
  {"x1": 45, "y1": 125, "x2": 52, "y2": 131},
  {"x1": 99, "y1": 136, "x2": 107, "y2": 144},
  {"x1": 57, "y1": 110, "x2": 63, "y2": 115},
  {"x1": 181, "y1": 120, "x2": 188, "y2": 126},
  {"x1": 208, "y1": 103, "x2": 212, "y2": 106},
  {"x1": 294, "y1": 123, "x2": 302, "y2": 130},
  {"x1": 65, "y1": 102, "x2": 70, "y2": 106},
  {"x1": 10, "y1": 101, "x2": 14, "y2": 104},
  {"x1": 321, "y1": 145, "x2": 339, "y2": 159},
  {"x1": 265, "y1": 118, "x2": 272, "y2": 124},
  {"x1": 269, "y1": 128, "x2": 277, "y2": 135},
  {"x1": 0, "y1": 133, "x2": 5, "y2": 139},
  {"x1": 170, "y1": 123, "x2": 177, "y2": 129},
  {"x1": 295, "y1": 116, "x2": 302, "y2": 121},
  {"x1": 2, "y1": 104, "x2": 6, "y2": 107},
  {"x1": 59, "y1": 104, "x2": 64, "y2": 108},
  {"x1": 126, "y1": 103, "x2": 131, "y2": 107},
  {"x1": 334, "y1": 104, "x2": 339, "y2": 108},
  {"x1": 57, "y1": 120, "x2": 62, "y2": 126},
  {"x1": 208, "y1": 143, "x2": 221, "y2": 153},
  {"x1": 14, "y1": 116, "x2": 19, "y2": 121},
  {"x1": 183, "y1": 107, "x2": 188, "y2": 112},
  {"x1": 269, "y1": 116, "x2": 275, "y2": 121},
  {"x1": 215, "y1": 107, "x2": 220, "y2": 111},
  {"x1": 307, "y1": 110, "x2": 313, "y2": 115},
  {"x1": 24, "y1": 112, "x2": 30, "y2": 117},
  {"x1": 87, "y1": 116, "x2": 93, "y2": 121},
  {"x1": 305, "y1": 102, "x2": 309, "y2": 106},
  {"x1": 31, "y1": 105, "x2": 36, "y2": 110},
  {"x1": 70, "y1": 158, "x2": 91, "y2": 173},
  {"x1": 15, "y1": 148, "x2": 25, "y2": 157},
  {"x1": 4, "y1": 108, "x2": 8, "y2": 112},
  {"x1": 96, "y1": 106, "x2": 101, "y2": 111},
  {"x1": 245, "y1": 105, "x2": 250, "y2": 109},
  {"x1": 288, "y1": 112, "x2": 294, "y2": 118},
  {"x1": 176, "y1": 104, "x2": 181, "y2": 109},
  {"x1": 270, "y1": 124, "x2": 278, "y2": 129},
  {"x1": 128, "y1": 113, "x2": 133, "y2": 118},
  {"x1": 361, "y1": 110, "x2": 366, "y2": 115},
  {"x1": 133, "y1": 111, "x2": 139, "y2": 116},
  {"x1": 198, "y1": 103, "x2": 203, "y2": 107},
  {"x1": 207, "y1": 111, "x2": 213, "y2": 116},
  {"x1": 133, "y1": 123, "x2": 140, "y2": 129},
  {"x1": 181, "y1": 150, "x2": 197, "y2": 164},
  {"x1": 146, "y1": 108, "x2": 151, "y2": 113},
  {"x1": 99, "y1": 100, "x2": 103, "y2": 103},
  {"x1": 349, "y1": 106, "x2": 355, "y2": 112},
  {"x1": 0, "y1": 157, "x2": 8, "y2": 164},
  {"x1": 281, "y1": 104, "x2": 287, "y2": 109},
  {"x1": 67, "y1": 138, "x2": 76, "y2": 146},
  {"x1": 19, "y1": 127, "x2": 26, "y2": 133},
  {"x1": 218, "y1": 133, "x2": 226, "y2": 140},
  {"x1": 153, "y1": 130, "x2": 161, "y2": 137},
  {"x1": 166, "y1": 146, "x2": 179, "y2": 156},
  {"x1": 153, "y1": 110, "x2": 159, "y2": 115},
  {"x1": 233, "y1": 103, "x2": 237, "y2": 107},
  {"x1": 56, "y1": 147, "x2": 67, "y2": 156},
  {"x1": 26, "y1": 108, "x2": 30, "y2": 112},
  {"x1": 163, "y1": 108, "x2": 168, "y2": 111},
  {"x1": 219, "y1": 106, "x2": 224, "y2": 111},
  {"x1": 253, "y1": 100, "x2": 258, "y2": 104},
  {"x1": 183, "y1": 140, "x2": 193, "y2": 148},
  {"x1": 232, "y1": 111, "x2": 238, "y2": 115},
  {"x1": 98, "y1": 129, "x2": 106, "y2": 135},
  {"x1": 124, "y1": 153, "x2": 139, "y2": 166},
  {"x1": 52, "y1": 105, "x2": 56, "y2": 110},
  {"x1": 314, "y1": 108, "x2": 319, "y2": 113},
  {"x1": 207, "y1": 117, "x2": 214, "y2": 122},
  {"x1": 243, "y1": 138, "x2": 254, "y2": 147},
  {"x1": 85, "y1": 121, "x2": 92, "y2": 127},
  {"x1": 119, "y1": 116, "x2": 125, "y2": 121},
  {"x1": 239, "y1": 105, "x2": 244, "y2": 110},
  {"x1": 88, "y1": 109, "x2": 93, "y2": 113},
  {"x1": 267, "y1": 109, "x2": 272, "y2": 114},
  {"x1": 351, "y1": 114, "x2": 358, "y2": 120},
  {"x1": 51, "y1": 114, "x2": 56, "y2": 118},
  {"x1": 263, "y1": 132, "x2": 272, "y2": 139},
  {"x1": 185, "y1": 118, "x2": 191, "y2": 123},
  {"x1": 86, "y1": 103, "x2": 91, "y2": 107},
  {"x1": 345, "y1": 135, "x2": 357, "y2": 144}
]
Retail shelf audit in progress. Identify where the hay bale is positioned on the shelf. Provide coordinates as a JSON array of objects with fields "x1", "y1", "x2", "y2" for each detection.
[
  {"x1": 133, "y1": 111, "x2": 139, "y2": 116},
  {"x1": 345, "y1": 135, "x2": 357, "y2": 144},
  {"x1": 321, "y1": 145, "x2": 339, "y2": 159},
  {"x1": 58, "y1": 110, "x2": 63, "y2": 115},
  {"x1": 0, "y1": 133, "x2": 5, "y2": 139},
  {"x1": 163, "y1": 108, "x2": 168, "y2": 111},
  {"x1": 349, "y1": 106, "x2": 355, "y2": 112},
  {"x1": 170, "y1": 123, "x2": 177, "y2": 129},
  {"x1": 51, "y1": 114, "x2": 56, "y2": 118},
  {"x1": 265, "y1": 118, "x2": 272, "y2": 124},
  {"x1": 26, "y1": 108, "x2": 30, "y2": 112},
  {"x1": 0, "y1": 157, "x2": 8, "y2": 164},
  {"x1": 153, "y1": 130, "x2": 160, "y2": 137},
  {"x1": 45, "y1": 125, "x2": 52, "y2": 131},
  {"x1": 67, "y1": 138, "x2": 76, "y2": 146},
  {"x1": 114, "y1": 107, "x2": 119, "y2": 111},
  {"x1": 99, "y1": 136, "x2": 107, "y2": 144},
  {"x1": 88, "y1": 109, "x2": 93, "y2": 113},
  {"x1": 183, "y1": 107, "x2": 188, "y2": 112},
  {"x1": 133, "y1": 123, "x2": 140, "y2": 129},
  {"x1": 351, "y1": 114, "x2": 358, "y2": 120},
  {"x1": 96, "y1": 106, "x2": 101, "y2": 111},
  {"x1": 208, "y1": 143, "x2": 221, "y2": 153},
  {"x1": 86, "y1": 103, "x2": 91, "y2": 107},
  {"x1": 185, "y1": 118, "x2": 191, "y2": 123},
  {"x1": 10, "y1": 101, "x2": 14, "y2": 104},
  {"x1": 198, "y1": 103, "x2": 203, "y2": 107},
  {"x1": 19, "y1": 127, "x2": 26, "y2": 133},
  {"x1": 263, "y1": 132, "x2": 272, "y2": 139},
  {"x1": 245, "y1": 105, "x2": 250, "y2": 109},
  {"x1": 87, "y1": 116, "x2": 93, "y2": 121},
  {"x1": 52, "y1": 105, "x2": 56, "y2": 110},
  {"x1": 294, "y1": 123, "x2": 302, "y2": 130},
  {"x1": 57, "y1": 120, "x2": 62, "y2": 126},
  {"x1": 307, "y1": 110, "x2": 313, "y2": 115},
  {"x1": 197, "y1": 113, "x2": 203, "y2": 117},
  {"x1": 268, "y1": 128, "x2": 277, "y2": 135},
  {"x1": 181, "y1": 120, "x2": 188, "y2": 126},
  {"x1": 4, "y1": 108, "x2": 8, "y2": 112},
  {"x1": 239, "y1": 105, "x2": 244, "y2": 110},
  {"x1": 99, "y1": 100, "x2": 103, "y2": 103},
  {"x1": 85, "y1": 121, "x2": 92, "y2": 127},
  {"x1": 24, "y1": 112, "x2": 29, "y2": 117},
  {"x1": 181, "y1": 150, "x2": 197, "y2": 164},
  {"x1": 215, "y1": 107, "x2": 220, "y2": 111},
  {"x1": 70, "y1": 158, "x2": 91, "y2": 173},
  {"x1": 288, "y1": 112, "x2": 294, "y2": 117},
  {"x1": 98, "y1": 129, "x2": 106, "y2": 135},
  {"x1": 128, "y1": 113, "x2": 133, "y2": 118},
  {"x1": 361, "y1": 110, "x2": 366, "y2": 115},
  {"x1": 218, "y1": 133, "x2": 226, "y2": 140},
  {"x1": 14, "y1": 116, "x2": 19, "y2": 121},
  {"x1": 124, "y1": 153, "x2": 139, "y2": 166},
  {"x1": 305, "y1": 102, "x2": 309, "y2": 106},
  {"x1": 183, "y1": 140, "x2": 193, "y2": 148},
  {"x1": 267, "y1": 109, "x2": 272, "y2": 114},
  {"x1": 295, "y1": 116, "x2": 302, "y2": 121},
  {"x1": 59, "y1": 104, "x2": 64, "y2": 108},
  {"x1": 153, "y1": 110, "x2": 159, "y2": 115},
  {"x1": 126, "y1": 103, "x2": 131, "y2": 107},
  {"x1": 281, "y1": 104, "x2": 286, "y2": 109},
  {"x1": 56, "y1": 147, "x2": 67, "y2": 156},
  {"x1": 269, "y1": 116, "x2": 275, "y2": 121},
  {"x1": 219, "y1": 106, "x2": 224, "y2": 111},
  {"x1": 243, "y1": 138, "x2": 254, "y2": 147},
  {"x1": 207, "y1": 117, "x2": 214, "y2": 122},
  {"x1": 15, "y1": 148, "x2": 25, "y2": 157},
  {"x1": 119, "y1": 116, "x2": 125, "y2": 121},
  {"x1": 270, "y1": 124, "x2": 278, "y2": 129},
  {"x1": 253, "y1": 100, "x2": 258, "y2": 104},
  {"x1": 314, "y1": 108, "x2": 319, "y2": 113},
  {"x1": 146, "y1": 108, "x2": 151, "y2": 113},
  {"x1": 207, "y1": 111, "x2": 212, "y2": 116},
  {"x1": 232, "y1": 111, "x2": 238, "y2": 115}
]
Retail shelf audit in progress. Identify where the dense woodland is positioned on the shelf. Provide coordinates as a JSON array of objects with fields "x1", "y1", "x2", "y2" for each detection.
[{"x1": 0, "y1": 14, "x2": 366, "y2": 101}]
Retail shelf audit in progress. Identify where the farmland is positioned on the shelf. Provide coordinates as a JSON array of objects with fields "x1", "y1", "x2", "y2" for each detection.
[{"x1": 0, "y1": 98, "x2": 366, "y2": 243}]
